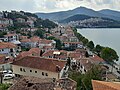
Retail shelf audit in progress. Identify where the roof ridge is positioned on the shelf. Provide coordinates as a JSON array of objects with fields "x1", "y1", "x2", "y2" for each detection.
[{"x1": 92, "y1": 80, "x2": 120, "y2": 90}]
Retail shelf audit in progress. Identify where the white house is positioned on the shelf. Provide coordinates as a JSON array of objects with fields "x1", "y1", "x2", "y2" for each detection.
[
  {"x1": 0, "y1": 55, "x2": 13, "y2": 70},
  {"x1": 0, "y1": 18, "x2": 13, "y2": 26},
  {"x1": 0, "y1": 34, "x2": 21, "y2": 53},
  {"x1": 16, "y1": 18, "x2": 26, "y2": 23},
  {"x1": 69, "y1": 36, "x2": 79, "y2": 42},
  {"x1": 64, "y1": 42, "x2": 83, "y2": 49},
  {"x1": 20, "y1": 36, "x2": 40, "y2": 48},
  {"x1": 27, "y1": 19, "x2": 34, "y2": 28},
  {"x1": 0, "y1": 42, "x2": 17, "y2": 57},
  {"x1": 4, "y1": 33, "x2": 19, "y2": 42},
  {"x1": 12, "y1": 56, "x2": 67, "y2": 79},
  {"x1": 38, "y1": 39, "x2": 56, "y2": 49}
]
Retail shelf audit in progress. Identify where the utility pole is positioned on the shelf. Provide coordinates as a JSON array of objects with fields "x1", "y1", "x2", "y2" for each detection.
[{"x1": 0, "y1": 70, "x2": 3, "y2": 84}]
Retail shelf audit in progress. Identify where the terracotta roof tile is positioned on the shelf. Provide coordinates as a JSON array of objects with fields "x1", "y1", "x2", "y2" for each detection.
[
  {"x1": 39, "y1": 39, "x2": 53, "y2": 44},
  {"x1": 90, "y1": 55, "x2": 104, "y2": 62},
  {"x1": 9, "y1": 76, "x2": 55, "y2": 90},
  {"x1": 69, "y1": 52, "x2": 82, "y2": 59},
  {"x1": 0, "y1": 42, "x2": 16, "y2": 49},
  {"x1": 42, "y1": 50, "x2": 68, "y2": 60},
  {"x1": 20, "y1": 39, "x2": 31, "y2": 42},
  {"x1": 30, "y1": 36, "x2": 40, "y2": 42},
  {"x1": 80, "y1": 58, "x2": 93, "y2": 70},
  {"x1": 0, "y1": 54, "x2": 13, "y2": 64},
  {"x1": 28, "y1": 48, "x2": 41, "y2": 56},
  {"x1": 20, "y1": 36, "x2": 28, "y2": 40},
  {"x1": 92, "y1": 80, "x2": 120, "y2": 90},
  {"x1": 4, "y1": 33, "x2": 17, "y2": 37},
  {"x1": 16, "y1": 48, "x2": 41, "y2": 59},
  {"x1": 12, "y1": 56, "x2": 66, "y2": 73}
]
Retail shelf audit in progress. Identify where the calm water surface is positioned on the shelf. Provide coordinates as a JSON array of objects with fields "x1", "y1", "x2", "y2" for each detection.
[{"x1": 77, "y1": 28, "x2": 120, "y2": 63}]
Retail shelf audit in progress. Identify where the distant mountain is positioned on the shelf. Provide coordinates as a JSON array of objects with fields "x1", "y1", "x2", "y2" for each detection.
[
  {"x1": 99, "y1": 9, "x2": 120, "y2": 18},
  {"x1": 59, "y1": 14, "x2": 120, "y2": 28},
  {"x1": 59, "y1": 14, "x2": 92, "y2": 23},
  {"x1": 35, "y1": 7, "x2": 120, "y2": 21}
]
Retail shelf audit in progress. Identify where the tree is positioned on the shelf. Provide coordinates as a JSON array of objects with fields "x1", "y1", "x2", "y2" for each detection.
[
  {"x1": 85, "y1": 51, "x2": 89, "y2": 57},
  {"x1": 67, "y1": 57, "x2": 71, "y2": 67},
  {"x1": 0, "y1": 31, "x2": 7, "y2": 38},
  {"x1": 34, "y1": 29, "x2": 45, "y2": 38},
  {"x1": 47, "y1": 36, "x2": 62, "y2": 50},
  {"x1": 0, "y1": 83, "x2": 11, "y2": 90},
  {"x1": 101, "y1": 47, "x2": 119, "y2": 62},
  {"x1": 82, "y1": 65, "x2": 102, "y2": 90},
  {"x1": 34, "y1": 18, "x2": 58, "y2": 29},
  {"x1": 94, "y1": 44, "x2": 104, "y2": 56},
  {"x1": 47, "y1": 36, "x2": 55, "y2": 40},
  {"x1": 94, "y1": 45, "x2": 103, "y2": 52},
  {"x1": 87, "y1": 41, "x2": 94, "y2": 50},
  {"x1": 54, "y1": 38, "x2": 62, "y2": 50},
  {"x1": 82, "y1": 38, "x2": 89, "y2": 46},
  {"x1": 69, "y1": 65, "x2": 103, "y2": 90}
]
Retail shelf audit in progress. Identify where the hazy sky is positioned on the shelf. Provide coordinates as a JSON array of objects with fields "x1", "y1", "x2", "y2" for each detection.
[{"x1": 0, "y1": 0, "x2": 120, "y2": 13}]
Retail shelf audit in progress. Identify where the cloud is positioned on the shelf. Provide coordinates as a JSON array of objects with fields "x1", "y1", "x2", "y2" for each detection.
[
  {"x1": 0, "y1": 0, "x2": 119, "y2": 12},
  {"x1": 0, "y1": 0, "x2": 36, "y2": 12}
]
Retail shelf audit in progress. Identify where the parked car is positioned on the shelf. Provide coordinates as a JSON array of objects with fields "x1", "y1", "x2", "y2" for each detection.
[
  {"x1": 2, "y1": 70, "x2": 8, "y2": 75},
  {"x1": 2, "y1": 70, "x2": 15, "y2": 80},
  {"x1": 3, "y1": 73, "x2": 15, "y2": 80}
]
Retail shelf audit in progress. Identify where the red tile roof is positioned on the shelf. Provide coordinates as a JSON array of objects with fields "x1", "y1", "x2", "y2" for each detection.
[
  {"x1": 16, "y1": 48, "x2": 41, "y2": 59},
  {"x1": 4, "y1": 33, "x2": 17, "y2": 37},
  {"x1": 69, "y1": 52, "x2": 82, "y2": 59},
  {"x1": 29, "y1": 48, "x2": 41, "y2": 56},
  {"x1": 20, "y1": 36, "x2": 28, "y2": 40},
  {"x1": 80, "y1": 58, "x2": 92, "y2": 70},
  {"x1": 30, "y1": 36, "x2": 40, "y2": 42},
  {"x1": 92, "y1": 80, "x2": 120, "y2": 90},
  {"x1": 39, "y1": 39, "x2": 53, "y2": 44},
  {"x1": 12, "y1": 56, "x2": 66, "y2": 73},
  {"x1": 42, "y1": 50, "x2": 68, "y2": 60},
  {"x1": 0, "y1": 42, "x2": 16, "y2": 49},
  {"x1": 0, "y1": 54, "x2": 13, "y2": 64},
  {"x1": 9, "y1": 76, "x2": 55, "y2": 90},
  {"x1": 90, "y1": 55, "x2": 104, "y2": 63},
  {"x1": 16, "y1": 51, "x2": 32, "y2": 59},
  {"x1": 20, "y1": 39, "x2": 31, "y2": 42}
]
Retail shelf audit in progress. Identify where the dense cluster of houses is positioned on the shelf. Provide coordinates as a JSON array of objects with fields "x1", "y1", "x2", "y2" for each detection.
[
  {"x1": 50, "y1": 26, "x2": 83, "y2": 49},
  {"x1": 0, "y1": 11, "x2": 36, "y2": 31},
  {"x1": 0, "y1": 20, "x2": 119, "y2": 89}
]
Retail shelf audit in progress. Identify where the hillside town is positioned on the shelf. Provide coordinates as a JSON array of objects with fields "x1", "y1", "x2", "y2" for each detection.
[{"x1": 0, "y1": 11, "x2": 120, "y2": 90}]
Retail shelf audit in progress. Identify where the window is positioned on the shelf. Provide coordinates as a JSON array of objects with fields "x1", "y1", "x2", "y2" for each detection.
[
  {"x1": 2, "y1": 49, "x2": 4, "y2": 51},
  {"x1": 20, "y1": 68, "x2": 22, "y2": 71},
  {"x1": 42, "y1": 72, "x2": 44, "y2": 76},
  {"x1": 45, "y1": 73, "x2": 48, "y2": 76},
  {"x1": 11, "y1": 54, "x2": 13, "y2": 56},
  {"x1": 30, "y1": 70, "x2": 32, "y2": 72},
  {"x1": 23, "y1": 69, "x2": 26, "y2": 72},
  {"x1": 35, "y1": 71, "x2": 37, "y2": 73},
  {"x1": 10, "y1": 49, "x2": 13, "y2": 52}
]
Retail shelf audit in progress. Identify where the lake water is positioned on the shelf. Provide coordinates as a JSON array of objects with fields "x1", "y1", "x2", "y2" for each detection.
[{"x1": 77, "y1": 28, "x2": 120, "y2": 63}]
